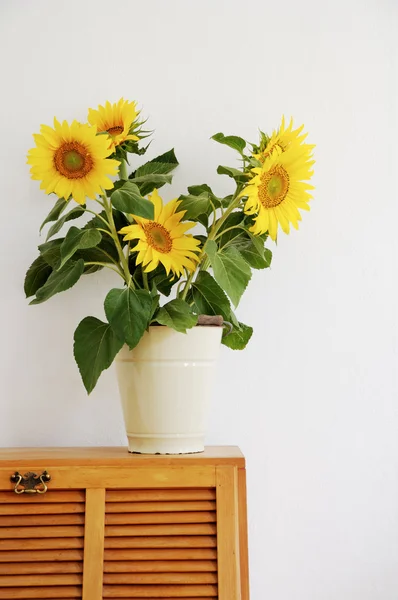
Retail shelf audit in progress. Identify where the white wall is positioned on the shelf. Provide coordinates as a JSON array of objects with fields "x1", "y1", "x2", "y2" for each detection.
[{"x1": 0, "y1": 0, "x2": 397, "y2": 598}]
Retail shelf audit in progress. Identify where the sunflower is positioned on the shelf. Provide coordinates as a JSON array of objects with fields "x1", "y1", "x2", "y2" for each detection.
[
  {"x1": 243, "y1": 145, "x2": 314, "y2": 241},
  {"x1": 119, "y1": 190, "x2": 201, "y2": 277},
  {"x1": 254, "y1": 117, "x2": 315, "y2": 163},
  {"x1": 27, "y1": 119, "x2": 120, "y2": 205},
  {"x1": 88, "y1": 98, "x2": 140, "y2": 150}
]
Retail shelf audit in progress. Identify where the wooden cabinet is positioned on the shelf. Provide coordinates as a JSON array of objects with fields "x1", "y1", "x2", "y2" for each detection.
[{"x1": 0, "y1": 446, "x2": 249, "y2": 599}]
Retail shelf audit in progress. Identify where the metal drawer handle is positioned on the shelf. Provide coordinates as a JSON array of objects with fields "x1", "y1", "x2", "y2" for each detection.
[{"x1": 10, "y1": 471, "x2": 51, "y2": 494}]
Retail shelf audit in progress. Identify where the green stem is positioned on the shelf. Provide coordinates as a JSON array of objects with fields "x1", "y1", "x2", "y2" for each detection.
[
  {"x1": 95, "y1": 247, "x2": 124, "y2": 269},
  {"x1": 199, "y1": 257, "x2": 210, "y2": 272},
  {"x1": 209, "y1": 199, "x2": 217, "y2": 227},
  {"x1": 92, "y1": 196, "x2": 106, "y2": 209},
  {"x1": 83, "y1": 208, "x2": 109, "y2": 228},
  {"x1": 119, "y1": 159, "x2": 128, "y2": 180},
  {"x1": 179, "y1": 184, "x2": 244, "y2": 300},
  {"x1": 176, "y1": 278, "x2": 187, "y2": 297},
  {"x1": 213, "y1": 224, "x2": 244, "y2": 241},
  {"x1": 101, "y1": 192, "x2": 133, "y2": 287},
  {"x1": 180, "y1": 270, "x2": 195, "y2": 301},
  {"x1": 96, "y1": 227, "x2": 114, "y2": 239},
  {"x1": 207, "y1": 185, "x2": 243, "y2": 241},
  {"x1": 84, "y1": 262, "x2": 122, "y2": 275},
  {"x1": 142, "y1": 271, "x2": 150, "y2": 291}
]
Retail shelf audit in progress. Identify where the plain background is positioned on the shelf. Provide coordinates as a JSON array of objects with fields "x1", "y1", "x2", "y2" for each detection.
[{"x1": 0, "y1": 1, "x2": 397, "y2": 598}]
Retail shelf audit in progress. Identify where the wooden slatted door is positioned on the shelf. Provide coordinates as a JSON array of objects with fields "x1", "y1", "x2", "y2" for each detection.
[
  {"x1": 0, "y1": 448, "x2": 247, "y2": 600},
  {"x1": 103, "y1": 487, "x2": 219, "y2": 599},
  {"x1": 0, "y1": 489, "x2": 85, "y2": 599}
]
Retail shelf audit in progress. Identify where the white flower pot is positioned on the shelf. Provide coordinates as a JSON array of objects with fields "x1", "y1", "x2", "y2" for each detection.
[{"x1": 115, "y1": 326, "x2": 223, "y2": 454}]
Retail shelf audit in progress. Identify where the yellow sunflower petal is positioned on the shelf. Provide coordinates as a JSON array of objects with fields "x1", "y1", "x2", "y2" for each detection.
[
  {"x1": 87, "y1": 98, "x2": 140, "y2": 149},
  {"x1": 246, "y1": 137, "x2": 314, "y2": 240},
  {"x1": 267, "y1": 210, "x2": 278, "y2": 240},
  {"x1": 27, "y1": 119, "x2": 120, "y2": 204},
  {"x1": 144, "y1": 258, "x2": 160, "y2": 273},
  {"x1": 160, "y1": 198, "x2": 181, "y2": 224},
  {"x1": 170, "y1": 222, "x2": 195, "y2": 237},
  {"x1": 128, "y1": 191, "x2": 201, "y2": 276},
  {"x1": 255, "y1": 117, "x2": 314, "y2": 164},
  {"x1": 119, "y1": 224, "x2": 145, "y2": 239},
  {"x1": 149, "y1": 189, "x2": 163, "y2": 221}
]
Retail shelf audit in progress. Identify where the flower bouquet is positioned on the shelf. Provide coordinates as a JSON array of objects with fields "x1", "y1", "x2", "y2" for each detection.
[{"x1": 25, "y1": 98, "x2": 314, "y2": 452}]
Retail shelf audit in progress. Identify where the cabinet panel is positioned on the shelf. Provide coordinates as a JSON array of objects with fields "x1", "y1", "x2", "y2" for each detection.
[
  {"x1": 104, "y1": 560, "x2": 217, "y2": 572},
  {"x1": 104, "y1": 536, "x2": 217, "y2": 549},
  {"x1": 0, "y1": 448, "x2": 248, "y2": 600},
  {"x1": 104, "y1": 549, "x2": 217, "y2": 561},
  {"x1": 0, "y1": 490, "x2": 84, "y2": 599},
  {"x1": 0, "y1": 587, "x2": 82, "y2": 598},
  {"x1": 102, "y1": 584, "x2": 218, "y2": 597},
  {"x1": 0, "y1": 563, "x2": 83, "y2": 574},
  {"x1": 104, "y1": 487, "x2": 218, "y2": 599},
  {"x1": 0, "y1": 491, "x2": 85, "y2": 503},
  {"x1": 106, "y1": 489, "x2": 216, "y2": 502},
  {"x1": 0, "y1": 467, "x2": 215, "y2": 490}
]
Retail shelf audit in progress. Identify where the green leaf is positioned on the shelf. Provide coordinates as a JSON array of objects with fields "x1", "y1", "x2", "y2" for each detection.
[
  {"x1": 155, "y1": 299, "x2": 198, "y2": 333},
  {"x1": 217, "y1": 165, "x2": 249, "y2": 183},
  {"x1": 104, "y1": 287, "x2": 152, "y2": 349},
  {"x1": 216, "y1": 212, "x2": 245, "y2": 247},
  {"x1": 39, "y1": 238, "x2": 64, "y2": 268},
  {"x1": 83, "y1": 264, "x2": 103, "y2": 275},
  {"x1": 212, "y1": 132, "x2": 246, "y2": 153},
  {"x1": 40, "y1": 198, "x2": 70, "y2": 233},
  {"x1": 73, "y1": 317, "x2": 124, "y2": 394},
  {"x1": 46, "y1": 206, "x2": 85, "y2": 241},
  {"x1": 235, "y1": 235, "x2": 272, "y2": 270},
  {"x1": 110, "y1": 181, "x2": 154, "y2": 219},
  {"x1": 83, "y1": 210, "x2": 110, "y2": 231},
  {"x1": 126, "y1": 259, "x2": 178, "y2": 297},
  {"x1": 91, "y1": 236, "x2": 120, "y2": 262},
  {"x1": 150, "y1": 293, "x2": 160, "y2": 320},
  {"x1": 194, "y1": 235, "x2": 207, "y2": 247},
  {"x1": 222, "y1": 322, "x2": 253, "y2": 350},
  {"x1": 205, "y1": 240, "x2": 251, "y2": 308},
  {"x1": 187, "y1": 184, "x2": 213, "y2": 196},
  {"x1": 215, "y1": 214, "x2": 271, "y2": 269},
  {"x1": 187, "y1": 271, "x2": 231, "y2": 320},
  {"x1": 24, "y1": 256, "x2": 52, "y2": 298},
  {"x1": 111, "y1": 209, "x2": 130, "y2": 234},
  {"x1": 151, "y1": 270, "x2": 176, "y2": 297},
  {"x1": 122, "y1": 140, "x2": 149, "y2": 156},
  {"x1": 77, "y1": 244, "x2": 116, "y2": 265},
  {"x1": 30, "y1": 259, "x2": 85, "y2": 304},
  {"x1": 178, "y1": 193, "x2": 211, "y2": 220},
  {"x1": 135, "y1": 149, "x2": 178, "y2": 176},
  {"x1": 59, "y1": 227, "x2": 102, "y2": 269},
  {"x1": 228, "y1": 308, "x2": 241, "y2": 329},
  {"x1": 84, "y1": 209, "x2": 128, "y2": 250},
  {"x1": 221, "y1": 194, "x2": 234, "y2": 207},
  {"x1": 131, "y1": 173, "x2": 172, "y2": 188},
  {"x1": 122, "y1": 140, "x2": 149, "y2": 160},
  {"x1": 39, "y1": 235, "x2": 119, "y2": 269},
  {"x1": 187, "y1": 184, "x2": 224, "y2": 210},
  {"x1": 132, "y1": 149, "x2": 179, "y2": 195}
]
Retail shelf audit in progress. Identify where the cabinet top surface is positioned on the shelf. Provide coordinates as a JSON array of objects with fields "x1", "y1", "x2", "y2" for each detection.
[{"x1": 0, "y1": 445, "x2": 245, "y2": 467}]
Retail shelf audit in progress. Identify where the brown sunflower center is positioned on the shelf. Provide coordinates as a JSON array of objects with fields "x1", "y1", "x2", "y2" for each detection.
[
  {"x1": 54, "y1": 142, "x2": 93, "y2": 179},
  {"x1": 144, "y1": 222, "x2": 173, "y2": 253},
  {"x1": 258, "y1": 165, "x2": 290, "y2": 208},
  {"x1": 107, "y1": 125, "x2": 124, "y2": 137}
]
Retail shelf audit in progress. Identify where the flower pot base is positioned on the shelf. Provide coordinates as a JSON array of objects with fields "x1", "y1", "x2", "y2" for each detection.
[
  {"x1": 126, "y1": 433, "x2": 205, "y2": 455},
  {"x1": 116, "y1": 326, "x2": 223, "y2": 456}
]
